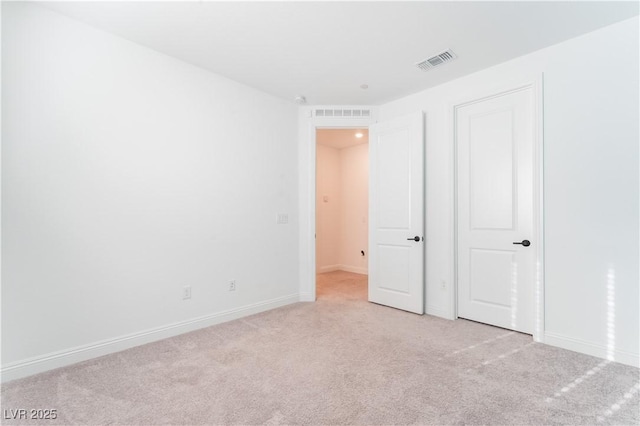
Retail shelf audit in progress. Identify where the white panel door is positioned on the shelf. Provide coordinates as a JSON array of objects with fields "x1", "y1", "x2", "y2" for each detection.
[
  {"x1": 456, "y1": 87, "x2": 535, "y2": 334},
  {"x1": 369, "y1": 112, "x2": 424, "y2": 314}
]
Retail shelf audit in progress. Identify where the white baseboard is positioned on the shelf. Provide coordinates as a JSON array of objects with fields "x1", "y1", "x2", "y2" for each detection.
[
  {"x1": 299, "y1": 292, "x2": 315, "y2": 302},
  {"x1": 338, "y1": 265, "x2": 368, "y2": 275},
  {"x1": 1, "y1": 293, "x2": 300, "y2": 383},
  {"x1": 317, "y1": 264, "x2": 340, "y2": 273},
  {"x1": 545, "y1": 331, "x2": 639, "y2": 368},
  {"x1": 316, "y1": 265, "x2": 368, "y2": 275},
  {"x1": 426, "y1": 304, "x2": 452, "y2": 320}
]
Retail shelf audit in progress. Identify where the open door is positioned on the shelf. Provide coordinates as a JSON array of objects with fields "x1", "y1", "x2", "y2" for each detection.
[{"x1": 368, "y1": 112, "x2": 424, "y2": 314}]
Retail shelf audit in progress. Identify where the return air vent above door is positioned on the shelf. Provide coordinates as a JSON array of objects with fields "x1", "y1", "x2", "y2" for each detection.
[
  {"x1": 314, "y1": 108, "x2": 371, "y2": 118},
  {"x1": 416, "y1": 49, "x2": 457, "y2": 71}
]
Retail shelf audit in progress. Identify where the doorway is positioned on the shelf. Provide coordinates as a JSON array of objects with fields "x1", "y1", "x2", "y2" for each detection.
[{"x1": 315, "y1": 128, "x2": 369, "y2": 300}]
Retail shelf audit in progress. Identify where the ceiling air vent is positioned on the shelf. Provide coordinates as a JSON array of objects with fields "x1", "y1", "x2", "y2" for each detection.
[{"x1": 416, "y1": 49, "x2": 457, "y2": 72}]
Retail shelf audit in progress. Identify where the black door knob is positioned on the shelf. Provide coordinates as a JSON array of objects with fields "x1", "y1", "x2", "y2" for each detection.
[
  {"x1": 513, "y1": 240, "x2": 531, "y2": 247},
  {"x1": 407, "y1": 236, "x2": 421, "y2": 242}
]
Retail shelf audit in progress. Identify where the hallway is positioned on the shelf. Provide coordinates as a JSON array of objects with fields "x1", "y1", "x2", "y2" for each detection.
[{"x1": 316, "y1": 271, "x2": 367, "y2": 301}]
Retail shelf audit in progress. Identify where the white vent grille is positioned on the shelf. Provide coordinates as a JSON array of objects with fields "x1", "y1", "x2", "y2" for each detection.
[
  {"x1": 416, "y1": 49, "x2": 457, "y2": 71},
  {"x1": 314, "y1": 108, "x2": 371, "y2": 118}
]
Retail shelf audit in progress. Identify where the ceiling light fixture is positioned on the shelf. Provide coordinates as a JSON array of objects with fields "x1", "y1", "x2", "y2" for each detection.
[
  {"x1": 294, "y1": 95, "x2": 307, "y2": 104},
  {"x1": 355, "y1": 132, "x2": 364, "y2": 138}
]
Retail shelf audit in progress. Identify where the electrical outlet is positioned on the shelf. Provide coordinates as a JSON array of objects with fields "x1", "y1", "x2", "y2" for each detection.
[
  {"x1": 183, "y1": 286, "x2": 192, "y2": 300},
  {"x1": 229, "y1": 280, "x2": 236, "y2": 291},
  {"x1": 440, "y1": 280, "x2": 447, "y2": 290}
]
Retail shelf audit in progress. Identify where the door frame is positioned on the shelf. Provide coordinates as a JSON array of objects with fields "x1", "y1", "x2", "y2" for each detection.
[
  {"x1": 299, "y1": 107, "x2": 377, "y2": 301},
  {"x1": 452, "y1": 76, "x2": 545, "y2": 342}
]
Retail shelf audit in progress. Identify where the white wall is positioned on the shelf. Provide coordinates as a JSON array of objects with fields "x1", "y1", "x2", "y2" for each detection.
[
  {"x1": 316, "y1": 143, "x2": 368, "y2": 275},
  {"x1": 1, "y1": 2, "x2": 299, "y2": 379},
  {"x1": 379, "y1": 17, "x2": 639, "y2": 366},
  {"x1": 316, "y1": 144, "x2": 341, "y2": 272},
  {"x1": 339, "y1": 144, "x2": 368, "y2": 273}
]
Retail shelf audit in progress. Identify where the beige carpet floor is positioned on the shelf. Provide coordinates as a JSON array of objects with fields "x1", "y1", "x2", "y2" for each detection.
[{"x1": 2, "y1": 271, "x2": 639, "y2": 425}]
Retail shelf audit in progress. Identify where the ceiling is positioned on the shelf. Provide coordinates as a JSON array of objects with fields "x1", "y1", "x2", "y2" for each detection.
[
  {"x1": 40, "y1": 1, "x2": 639, "y2": 105},
  {"x1": 317, "y1": 129, "x2": 369, "y2": 150}
]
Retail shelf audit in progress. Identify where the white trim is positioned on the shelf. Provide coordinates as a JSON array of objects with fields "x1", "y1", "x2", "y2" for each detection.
[
  {"x1": 337, "y1": 265, "x2": 368, "y2": 275},
  {"x1": 316, "y1": 264, "x2": 368, "y2": 274},
  {"x1": 299, "y1": 292, "x2": 315, "y2": 302},
  {"x1": 452, "y1": 76, "x2": 545, "y2": 341},
  {"x1": 448, "y1": 101, "x2": 459, "y2": 322},
  {"x1": 533, "y1": 75, "x2": 545, "y2": 343},
  {"x1": 1, "y1": 294, "x2": 299, "y2": 383},
  {"x1": 306, "y1": 121, "x2": 317, "y2": 300},
  {"x1": 317, "y1": 264, "x2": 341, "y2": 273},
  {"x1": 545, "y1": 332, "x2": 640, "y2": 368},
  {"x1": 426, "y1": 304, "x2": 450, "y2": 319}
]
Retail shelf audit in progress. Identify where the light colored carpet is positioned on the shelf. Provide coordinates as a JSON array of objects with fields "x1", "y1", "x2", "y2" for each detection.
[{"x1": 2, "y1": 271, "x2": 639, "y2": 425}]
